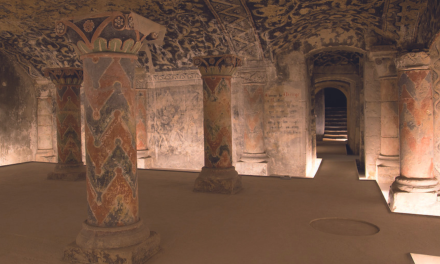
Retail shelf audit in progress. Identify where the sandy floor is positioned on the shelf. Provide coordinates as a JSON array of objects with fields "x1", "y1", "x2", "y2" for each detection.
[{"x1": 1, "y1": 143, "x2": 440, "y2": 263}]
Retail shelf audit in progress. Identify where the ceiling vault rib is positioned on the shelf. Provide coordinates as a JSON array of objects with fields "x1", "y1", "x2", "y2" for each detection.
[
  {"x1": 382, "y1": 0, "x2": 390, "y2": 32},
  {"x1": 239, "y1": 0, "x2": 264, "y2": 60},
  {"x1": 202, "y1": 0, "x2": 237, "y2": 54}
]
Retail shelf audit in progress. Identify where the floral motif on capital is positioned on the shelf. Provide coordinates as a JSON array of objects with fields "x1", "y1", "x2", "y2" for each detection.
[
  {"x1": 127, "y1": 15, "x2": 135, "y2": 29},
  {"x1": 113, "y1": 16, "x2": 126, "y2": 30},
  {"x1": 83, "y1": 20, "x2": 95, "y2": 33},
  {"x1": 55, "y1": 22, "x2": 66, "y2": 36}
]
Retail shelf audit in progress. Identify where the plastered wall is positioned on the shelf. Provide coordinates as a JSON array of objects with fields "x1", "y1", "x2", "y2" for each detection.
[{"x1": 0, "y1": 52, "x2": 37, "y2": 165}]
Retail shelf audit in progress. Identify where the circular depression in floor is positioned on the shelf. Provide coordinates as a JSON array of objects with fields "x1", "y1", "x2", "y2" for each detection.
[{"x1": 310, "y1": 217, "x2": 380, "y2": 236}]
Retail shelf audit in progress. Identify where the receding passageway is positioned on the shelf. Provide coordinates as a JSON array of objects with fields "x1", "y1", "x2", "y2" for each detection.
[{"x1": 1, "y1": 161, "x2": 440, "y2": 264}]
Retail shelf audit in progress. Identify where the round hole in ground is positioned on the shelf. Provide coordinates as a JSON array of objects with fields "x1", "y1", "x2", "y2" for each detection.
[{"x1": 310, "y1": 217, "x2": 380, "y2": 236}]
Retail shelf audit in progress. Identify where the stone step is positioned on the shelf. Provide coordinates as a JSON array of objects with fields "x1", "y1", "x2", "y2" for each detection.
[
  {"x1": 325, "y1": 113, "x2": 347, "y2": 118},
  {"x1": 326, "y1": 112, "x2": 346, "y2": 115},
  {"x1": 325, "y1": 126, "x2": 347, "y2": 129},
  {"x1": 326, "y1": 118, "x2": 347, "y2": 121},
  {"x1": 326, "y1": 123, "x2": 347, "y2": 126},
  {"x1": 324, "y1": 130, "x2": 348, "y2": 134},
  {"x1": 323, "y1": 134, "x2": 348, "y2": 139},
  {"x1": 325, "y1": 110, "x2": 346, "y2": 112}
]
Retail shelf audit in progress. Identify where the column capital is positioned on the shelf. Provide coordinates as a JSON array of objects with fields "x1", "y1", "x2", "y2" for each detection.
[
  {"x1": 44, "y1": 67, "x2": 83, "y2": 86},
  {"x1": 193, "y1": 54, "x2": 242, "y2": 76},
  {"x1": 368, "y1": 46, "x2": 397, "y2": 79},
  {"x1": 55, "y1": 12, "x2": 165, "y2": 56},
  {"x1": 396, "y1": 51, "x2": 431, "y2": 71}
]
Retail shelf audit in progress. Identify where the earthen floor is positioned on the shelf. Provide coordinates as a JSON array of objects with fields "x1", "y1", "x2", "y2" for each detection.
[{"x1": 1, "y1": 143, "x2": 440, "y2": 263}]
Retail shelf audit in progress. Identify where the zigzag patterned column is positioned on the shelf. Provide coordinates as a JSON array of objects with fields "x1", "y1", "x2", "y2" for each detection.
[
  {"x1": 389, "y1": 52, "x2": 439, "y2": 214},
  {"x1": 193, "y1": 55, "x2": 242, "y2": 194},
  {"x1": 56, "y1": 12, "x2": 165, "y2": 264},
  {"x1": 44, "y1": 68, "x2": 85, "y2": 181}
]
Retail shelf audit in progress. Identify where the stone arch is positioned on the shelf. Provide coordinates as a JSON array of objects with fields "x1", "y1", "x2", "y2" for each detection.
[
  {"x1": 305, "y1": 46, "x2": 366, "y2": 59},
  {"x1": 313, "y1": 76, "x2": 360, "y2": 154},
  {"x1": 314, "y1": 80, "x2": 350, "y2": 142}
]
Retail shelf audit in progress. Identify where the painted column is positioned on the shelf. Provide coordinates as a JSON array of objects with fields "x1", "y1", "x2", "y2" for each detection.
[
  {"x1": 57, "y1": 12, "x2": 165, "y2": 263},
  {"x1": 44, "y1": 68, "x2": 85, "y2": 181},
  {"x1": 429, "y1": 36, "x2": 440, "y2": 180},
  {"x1": 193, "y1": 55, "x2": 243, "y2": 194},
  {"x1": 389, "y1": 52, "x2": 438, "y2": 214},
  {"x1": 135, "y1": 67, "x2": 153, "y2": 169},
  {"x1": 369, "y1": 48, "x2": 400, "y2": 184}
]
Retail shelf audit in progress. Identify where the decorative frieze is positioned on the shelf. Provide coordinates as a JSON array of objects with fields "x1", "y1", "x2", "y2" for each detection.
[{"x1": 395, "y1": 52, "x2": 431, "y2": 71}]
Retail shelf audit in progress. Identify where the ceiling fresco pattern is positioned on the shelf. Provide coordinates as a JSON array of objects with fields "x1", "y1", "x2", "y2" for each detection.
[
  {"x1": 0, "y1": 0, "x2": 435, "y2": 77},
  {"x1": 311, "y1": 50, "x2": 363, "y2": 68},
  {"x1": 203, "y1": 0, "x2": 263, "y2": 60}
]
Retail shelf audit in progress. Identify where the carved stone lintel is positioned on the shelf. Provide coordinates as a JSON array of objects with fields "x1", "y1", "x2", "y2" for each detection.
[
  {"x1": 136, "y1": 69, "x2": 202, "y2": 89},
  {"x1": 396, "y1": 52, "x2": 430, "y2": 71},
  {"x1": 237, "y1": 70, "x2": 267, "y2": 84}
]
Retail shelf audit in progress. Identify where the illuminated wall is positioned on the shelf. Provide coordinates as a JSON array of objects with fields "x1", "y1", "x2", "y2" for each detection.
[{"x1": 0, "y1": 52, "x2": 38, "y2": 165}]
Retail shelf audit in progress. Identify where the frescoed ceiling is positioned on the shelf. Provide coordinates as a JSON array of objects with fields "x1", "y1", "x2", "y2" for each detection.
[
  {"x1": 0, "y1": 0, "x2": 434, "y2": 77},
  {"x1": 311, "y1": 51, "x2": 362, "y2": 67}
]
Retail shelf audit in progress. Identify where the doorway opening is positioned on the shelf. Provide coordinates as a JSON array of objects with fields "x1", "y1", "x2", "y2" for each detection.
[{"x1": 315, "y1": 87, "x2": 348, "y2": 141}]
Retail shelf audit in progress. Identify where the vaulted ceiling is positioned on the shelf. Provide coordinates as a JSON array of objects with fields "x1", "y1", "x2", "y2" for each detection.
[{"x1": 0, "y1": 0, "x2": 436, "y2": 77}]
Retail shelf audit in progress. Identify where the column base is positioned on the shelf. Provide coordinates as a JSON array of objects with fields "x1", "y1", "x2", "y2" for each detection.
[
  {"x1": 194, "y1": 166, "x2": 242, "y2": 194},
  {"x1": 137, "y1": 150, "x2": 153, "y2": 169},
  {"x1": 389, "y1": 176, "x2": 439, "y2": 214},
  {"x1": 48, "y1": 163, "x2": 86, "y2": 181},
  {"x1": 235, "y1": 161, "x2": 269, "y2": 176},
  {"x1": 240, "y1": 152, "x2": 268, "y2": 163},
  {"x1": 36, "y1": 149, "x2": 56, "y2": 162},
  {"x1": 64, "y1": 220, "x2": 160, "y2": 264},
  {"x1": 376, "y1": 155, "x2": 399, "y2": 183}
]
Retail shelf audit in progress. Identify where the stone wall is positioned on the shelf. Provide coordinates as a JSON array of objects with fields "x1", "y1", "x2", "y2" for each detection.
[
  {"x1": 0, "y1": 52, "x2": 38, "y2": 165},
  {"x1": 363, "y1": 60, "x2": 381, "y2": 179},
  {"x1": 140, "y1": 70, "x2": 204, "y2": 171},
  {"x1": 315, "y1": 89, "x2": 325, "y2": 140},
  {"x1": 132, "y1": 59, "x2": 314, "y2": 177},
  {"x1": 263, "y1": 51, "x2": 314, "y2": 177}
]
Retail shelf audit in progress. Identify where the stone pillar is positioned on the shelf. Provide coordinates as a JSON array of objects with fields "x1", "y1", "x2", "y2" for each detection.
[
  {"x1": 389, "y1": 52, "x2": 439, "y2": 213},
  {"x1": 57, "y1": 12, "x2": 165, "y2": 263},
  {"x1": 35, "y1": 77, "x2": 56, "y2": 162},
  {"x1": 235, "y1": 67, "x2": 270, "y2": 176},
  {"x1": 193, "y1": 55, "x2": 243, "y2": 194},
  {"x1": 135, "y1": 67, "x2": 152, "y2": 169},
  {"x1": 369, "y1": 48, "x2": 400, "y2": 184},
  {"x1": 429, "y1": 38, "x2": 440, "y2": 180},
  {"x1": 44, "y1": 68, "x2": 86, "y2": 181},
  {"x1": 315, "y1": 89, "x2": 325, "y2": 141}
]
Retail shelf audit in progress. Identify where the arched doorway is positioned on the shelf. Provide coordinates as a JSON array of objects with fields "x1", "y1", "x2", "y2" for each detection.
[
  {"x1": 315, "y1": 86, "x2": 348, "y2": 142},
  {"x1": 323, "y1": 88, "x2": 347, "y2": 141}
]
